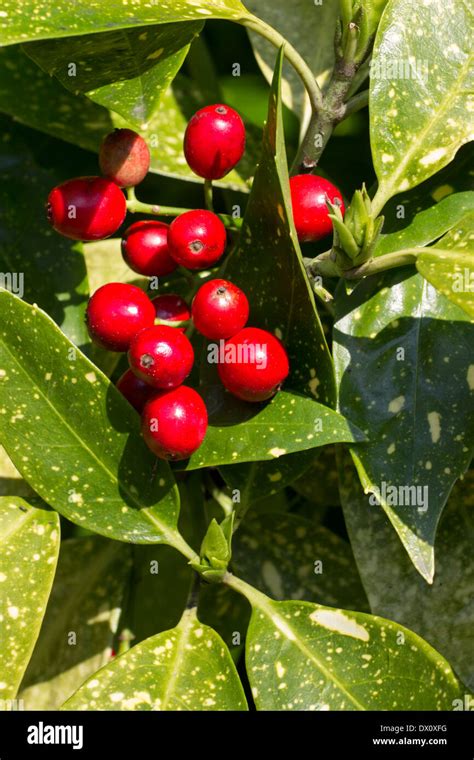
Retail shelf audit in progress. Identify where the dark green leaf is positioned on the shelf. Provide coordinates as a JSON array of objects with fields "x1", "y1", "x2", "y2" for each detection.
[
  {"x1": 245, "y1": 0, "x2": 338, "y2": 116},
  {"x1": 19, "y1": 536, "x2": 132, "y2": 709},
  {"x1": 333, "y1": 270, "x2": 474, "y2": 581},
  {"x1": 219, "y1": 450, "x2": 317, "y2": 508},
  {"x1": 121, "y1": 545, "x2": 193, "y2": 648},
  {"x1": 198, "y1": 585, "x2": 250, "y2": 664},
  {"x1": 370, "y1": 0, "x2": 473, "y2": 213},
  {"x1": 0, "y1": 497, "x2": 60, "y2": 699},
  {"x1": 25, "y1": 22, "x2": 203, "y2": 128},
  {"x1": 339, "y1": 454, "x2": 474, "y2": 691},
  {"x1": 0, "y1": 115, "x2": 90, "y2": 348},
  {"x1": 0, "y1": 290, "x2": 187, "y2": 551},
  {"x1": 63, "y1": 608, "x2": 248, "y2": 710},
  {"x1": 233, "y1": 513, "x2": 369, "y2": 611}
]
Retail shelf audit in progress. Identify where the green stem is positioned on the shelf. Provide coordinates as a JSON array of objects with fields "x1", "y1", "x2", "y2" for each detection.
[
  {"x1": 126, "y1": 195, "x2": 242, "y2": 231},
  {"x1": 204, "y1": 179, "x2": 214, "y2": 212},
  {"x1": 304, "y1": 252, "x2": 340, "y2": 278},
  {"x1": 169, "y1": 532, "x2": 200, "y2": 564},
  {"x1": 343, "y1": 248, "x2": 421, "y2": 279},
  {"x1": 241, "y1": 16, "x2": 323, "y2": 113},
  {"x1": 224, "y1": 571, "x2": 273, "y2": 610},
  {"x1": 343, "y1": 89, "x2": 369, "y2": 118},
  {"x1": 154, "y1": 317, "x2": 189, "y2": 328}
]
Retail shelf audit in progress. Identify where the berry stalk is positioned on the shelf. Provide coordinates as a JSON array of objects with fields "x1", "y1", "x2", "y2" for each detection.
[{"x1": 126, "y1": 187, "x2": 242, "y2": 231}]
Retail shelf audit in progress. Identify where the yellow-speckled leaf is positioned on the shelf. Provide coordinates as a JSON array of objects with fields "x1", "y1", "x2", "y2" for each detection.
[
  {"x1": 339, "y1": 453, "x2": 474, "y2": 691},
  {"x1": 370, "y1": 0, "x2": 473, "y2": 213},
  {"x1": 0, "y1": 290, "x2": 184, "y2": 548},
  {"x1": 0, "y1": 497, "x2": 60, "y2": 701},
  {"x1": 417, "y1": 212, "x2": 474, "y2": 319},
  {"x1": 0, "y1": 0, "x2": 250, "y2": 46},
  {"x1": 24, "y1": 22, "x2": 203, "y2": 128},
  {"x1": 19, "y1": 536, "x2": 132, "y2": 709},
  {"x1": 333, "y1": 269, "x2": 474, "y2": 582},
  {"x1": 63, "y1": 608, "x2": 247, "y2": 710},
  {"x1": 240, "y1": 592, "x2": 466, "y2": 710}
]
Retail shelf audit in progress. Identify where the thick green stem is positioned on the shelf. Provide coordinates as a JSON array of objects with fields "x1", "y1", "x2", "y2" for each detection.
[
  {"x1": 223, "y1": 571, "x2": 273, "y2": 610},
  {"x1": 241, "y1": 16, "x2": 323, "y2": 113}
]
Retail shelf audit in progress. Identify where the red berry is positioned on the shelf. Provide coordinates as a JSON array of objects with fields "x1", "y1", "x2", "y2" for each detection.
[
  {"x1": 121, "y1": 220, "x2": 177, "y2": 277},
  {"x1": 142, "y1": 386, "x2": 208, "y2": 460},
  {"x1": 47, "y1": 177, "x2": 126, "y2": 241},
  {"x1": 184, "y1": 104, "x2": 246, "y2": 180},
  {"x1": 86, "y1": 283, "x2": 155, "y2": 352},
  {"x1": 99, "y1": 128, "x2": 150, "y2": 188},
  {"x1": 168, "y1": 210, "x2": 226, "y2": 270},
  {"x1": 217, "y1": 327, "x2": 289, "y2": 403},
  {"x1": 290, "y1": 175, "x2": 345, "y2": 243},
  {"x1": 192, "y1": 279, "x2": 249, "y2": 340},
  {"x1": 116, "y1": 368, "x2": 157, "y2": 413},
  {"x1": 152, "y1": 294, "x2": 190, "y2": 330},
  {"x1": 128, "y1": 325, "x2": 194, "y2": 389}
]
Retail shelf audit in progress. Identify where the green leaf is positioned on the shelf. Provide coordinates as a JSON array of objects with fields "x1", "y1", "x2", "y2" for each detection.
[
  {"x1": 339, "y1": 455, "x2": 474, "y2": 691},
  {"x1": 241, "y1": 594, "x2": 465, "y2": 710},
  {"x1": 333, "y1": 269, "x2": 474, "y2": 581},
  {"x1": 0, "y1": 497, "x2": 60, "y2": 699},
  {"x1": 370, "y1": 0, "x2": 473, "y2": 212},
  {"x1": 233, "y1": 513, "x2": 369, "y2": 611},
  {"x1": 222, "y1": 47, "x2": 336, "y2": 405},
  {"x1": 0, "y1": 290, "x2": 187, "y2": 551},
  {"x1": 244, "y1": 0, "x2": 339, "y2": 116},
  {"x1": 181, "y1": 386, "x2": 364, "y2": 470},
  {"x1": 374, "y1": 191, "x2": 474, "y2": 257},
  {"x1": 230, "y1": 575, "x2": 466, "y2": 710},
  {"x1": 291, "y1": 446, "x2": 340, "y2": 508},
  {"x1": 19, "y1": 536, "x2": 132, "y2": 709},
  {"x1": 24, "y1": 22, "x2": 203, "y2": 128},
  {"x1": 0, "y1": 115, "x2": 90, "y2": 348},
  {"x1": 63, "y1": 608, "x2": 248, "y2": 710},
  {"x1": 0, "y1": 0, "x2": 249, "y2": 46},
  {"x1": 417, "y1": 212, "x2": 474, "y2": 319}
]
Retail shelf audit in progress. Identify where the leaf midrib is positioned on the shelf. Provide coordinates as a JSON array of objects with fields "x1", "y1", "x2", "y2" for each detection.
[{"x1": 0, "y1": 321, "x2": 178, "y2": 544}]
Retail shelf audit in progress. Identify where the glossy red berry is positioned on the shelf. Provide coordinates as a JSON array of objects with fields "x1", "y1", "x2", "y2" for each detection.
[
  {"x1": 142, "y1": 386, "x2": 208, "y2": 460},
  {"x1": 47, "y1": 177, "x2": 126, "y2": 241},
  {"x1": 192, "y1": 279, "x2": 249, "y2": 340},
  {"x1": 184, "y1": 104, "x2": 246, "y2": 180},
  {"x1": 168, "y1": 210, "x2": 226, "y2": 270},
  {"x1": 128, "y1": 325, "x2": 194, "y2": 389},
  {"x1": 217, "y1": 327, "x2": 289, "y2": 403},
  {"x1": 116, "y1": 368, "x2": 157, "y2": 413},
  {"x1": 152, "y1": 294, "x2": 191, "y2": 330},
  {"x1": 121, "y1": 220, "x2": 177, "y2": 277},
  {"x1": 99, "y1": 128, "x2": 150, "y2": 188},
  {"x1": 86, "y1": 283, "x2": 155, "y2": 352},
  {"x1": 290, "y1": 174, "x2": 345, "y2": 243}
]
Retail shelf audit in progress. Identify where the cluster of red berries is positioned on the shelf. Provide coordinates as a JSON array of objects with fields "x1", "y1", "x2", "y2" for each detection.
[{"x1": 46, "y1": 101, "x2": 344, "y2": 459}]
